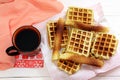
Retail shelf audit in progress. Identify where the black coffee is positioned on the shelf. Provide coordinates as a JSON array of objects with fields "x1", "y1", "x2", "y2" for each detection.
[{"x1": 15, "y1": 29, "x2": 40, "y2": 51}]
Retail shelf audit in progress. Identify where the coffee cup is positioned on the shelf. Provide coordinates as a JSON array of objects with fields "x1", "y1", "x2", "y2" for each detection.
[{"x1": 6, "y1": 25, "x2": 41, "y2": 56}]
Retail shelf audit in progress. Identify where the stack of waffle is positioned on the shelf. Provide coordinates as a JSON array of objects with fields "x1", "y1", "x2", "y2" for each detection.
[{"x1": 46, "y1": 7, "x2": 118, "y2": 75}]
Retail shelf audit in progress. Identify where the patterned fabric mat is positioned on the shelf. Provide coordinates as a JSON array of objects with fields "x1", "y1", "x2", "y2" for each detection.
[{"x1": 14, "y1": 49, "x2": 44, "y2": 68}]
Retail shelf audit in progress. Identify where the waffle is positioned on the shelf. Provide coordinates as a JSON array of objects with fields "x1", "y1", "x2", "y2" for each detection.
[
  {"x1": 52, "y1": 18, "x2": 65, "y2": 60},
  {"x1": 57, "y1": 59, "x2": 81, "y2": 74},
  {"x1": 60, "y1": 53, "x2": 104, "y2": 67},
  {"x1": 47, "y1": 21, "x2": 69, "y2": 48},
  {"x1": 66, "y1": 7, "x2": 94, "y2": 25},
  {"x1": 73, "y1": 22, "x2": 110, "y2": 32},
  {"x1": 91, "y1": 33, "x2": 118, "y2": 59},
  {"x1": 65, "y1": 28, "x2": 93, "y2": 57}
]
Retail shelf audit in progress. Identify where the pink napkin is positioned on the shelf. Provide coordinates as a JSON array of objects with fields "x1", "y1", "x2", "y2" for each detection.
[
  {"x1": 0, "y1": 0, "x2": 14, "y2": 4},
  {"x1": 0, "y1": 0, "x2": 63, "y2": 70}
]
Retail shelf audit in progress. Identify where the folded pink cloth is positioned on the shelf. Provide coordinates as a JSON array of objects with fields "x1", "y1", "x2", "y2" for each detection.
[
  {"x1": 0, "y1": 0, "x2": 14, "y2": 4},
  {"x1": 0, "y1": 0, "x2": 63, "y2": 70}
]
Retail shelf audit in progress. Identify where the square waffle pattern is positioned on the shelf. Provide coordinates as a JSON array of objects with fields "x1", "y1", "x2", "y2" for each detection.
[
  {"x1": 47, "y1": 21, "x2": 69, "y2": 48},
  {"x1": 66, "y1": 7, "x2": 94, "y2": 25},
  {"x1": 91, "y1": 33, "x2": 118, "y2": 59},
  {"x1": 57, "y1": 59, "x2": 80, "y2": 74},
  {"x1": 66, "y1": 28, "x2": 93, "y2": 57}
]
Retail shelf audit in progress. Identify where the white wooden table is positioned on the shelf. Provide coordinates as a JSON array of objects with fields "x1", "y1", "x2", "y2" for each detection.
[
  {"x1": 0, "y1": 0, "x2": 120, "y2": 80},
  {"x1": 92, "y1": 1, "x2": 120, "y2": 79}
]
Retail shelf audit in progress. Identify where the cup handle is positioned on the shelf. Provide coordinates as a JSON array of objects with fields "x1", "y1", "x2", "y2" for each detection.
[{"x1": 6, "y1": 46, "x2": 20, "y2": 56}]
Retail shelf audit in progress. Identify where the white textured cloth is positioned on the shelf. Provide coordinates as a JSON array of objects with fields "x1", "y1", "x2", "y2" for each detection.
[{"x1": 36, "y1": 1, "x2": 120, "y2": 80}]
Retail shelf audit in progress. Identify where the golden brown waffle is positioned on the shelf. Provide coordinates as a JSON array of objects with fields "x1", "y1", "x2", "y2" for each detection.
[
  {"x1": 91, "y1": 33, "x2": 118, "y2": 59},
  {"x1": 47, "y1": 21, "x2": 69, "y2": 48},
  {"x1": 57, "y1": 59, "x2": 81, "y2": 74},
  {"x1": 52, "y1": 18, "x2": 65, "y2": 60},
  {"x1": 66, "y1": 7, "x2": 94, "y2": 25},
  {"x1": 60, "y1": 53, "x2": 104, "y2": 67},
  {"x1": 65, "y1": 28, "x2": 93, "y2": 57},
  {"x1": 73, "y1": 22, "x2": 109, "y2": 32}
]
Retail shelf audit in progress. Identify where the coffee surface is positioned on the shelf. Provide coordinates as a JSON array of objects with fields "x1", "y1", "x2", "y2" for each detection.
[{"x1": 15, "y1": 29, "x2": 40, "y2": 51}]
